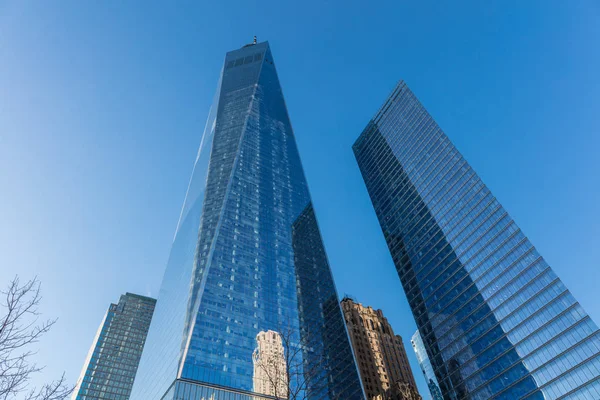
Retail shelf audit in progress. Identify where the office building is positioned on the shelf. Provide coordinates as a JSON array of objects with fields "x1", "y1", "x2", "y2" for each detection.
[
  {"x1": 411, "y1": 330, "x2": 443, "y2": 400},
  {"x1": 342, "y1": 298, "x2": 421, "y2": 400},
  {"x1": 353, "y1": 80, "x2": 600, "y2": 399},
  {"x1": 73, "y1": 293, "x2": 156, "y2": 400},
  {"x1": 131, "y1": 40, "x2": 364, "y2": 400}
]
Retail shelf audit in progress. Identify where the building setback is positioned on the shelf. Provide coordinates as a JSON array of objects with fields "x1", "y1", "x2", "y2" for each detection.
[
  {"x1": 72, "y1": 293, "x2": 156, "y2": 400},
  {"x1": 353, "y1": 80, "x2": 600, "y2": 399},
  {"x1": 342, "y1": 298, "x2": 421, "y2": 400},
  {"x1": 131, "y1": 40, "x2": 364, "y2": 400}
]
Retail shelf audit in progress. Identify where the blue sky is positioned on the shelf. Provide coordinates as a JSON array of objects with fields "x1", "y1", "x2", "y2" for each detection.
[{"x1": 1, "y1": 1, "x2": 599, "y2": 397}]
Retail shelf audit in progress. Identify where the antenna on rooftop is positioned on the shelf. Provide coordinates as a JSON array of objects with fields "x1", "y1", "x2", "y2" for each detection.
[{"x1": 242, "y1": 36, "x2": 258, "y2": 48}]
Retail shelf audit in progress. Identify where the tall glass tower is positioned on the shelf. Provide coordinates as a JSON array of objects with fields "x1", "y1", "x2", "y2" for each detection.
[
  {"x1": 353, "y1": 81, "x2": 600, "y2": 399},
  {"x1": 73, "y1": 293, "x2": 156, "y2": 400},
  {"x1": 131, "y1": 41, "x2": 364, "y2": 400}
]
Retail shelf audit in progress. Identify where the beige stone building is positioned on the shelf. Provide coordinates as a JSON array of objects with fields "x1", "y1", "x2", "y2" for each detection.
[
  {"x1": 341, "y1": 298, "x2": 421, "y2": 400},
  {"x1": 252, "y1": 330, "x2": 288, "y2": 398}
]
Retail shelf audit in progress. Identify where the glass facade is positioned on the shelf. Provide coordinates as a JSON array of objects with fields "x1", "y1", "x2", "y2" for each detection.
[
  {"x1": 353, "y1": 81, "x2": 600, "y2": 399},
  {"x1": 131, "y1": 41, "x2": 364, "y2": 400},
  {"x1": 412, "y1": 330, "x2": 444, "y2": 400},
  {"x1": 72, "y1": 293, "x2": 156, "y2": 400}
]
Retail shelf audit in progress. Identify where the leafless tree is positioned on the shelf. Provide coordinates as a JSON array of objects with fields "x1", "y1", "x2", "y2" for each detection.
[
  {"x1": 0, "y1": 276, "x2": 73, "y2": 400},
  {"x1": 252, "y1": 323, "x2": 345, "y2": 400}
]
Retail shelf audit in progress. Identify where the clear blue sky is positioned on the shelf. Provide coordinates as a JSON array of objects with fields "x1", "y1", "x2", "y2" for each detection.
[{"x1": 1, "y1": 1, "x2": 599, "y2": 398}]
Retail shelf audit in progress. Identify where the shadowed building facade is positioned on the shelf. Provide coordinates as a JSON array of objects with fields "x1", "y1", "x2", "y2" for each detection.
[
  {"x1": 131, "y1": 41, "x2": 364, "y2": 400},
  {"x1": 353, "y1": 81, "x2": 600, "y2": 399},
  {"x1": 342, "y1": 298, "x2": 421, "y2": 400},
  {"x1": 73, "y1": 293, "x2": 156, "y2": 400}
]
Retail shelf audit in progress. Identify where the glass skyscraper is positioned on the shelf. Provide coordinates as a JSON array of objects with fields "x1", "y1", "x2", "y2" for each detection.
[
  {"x1": 73, "y1": 293, "x2": 156, "y2": 400},
  {"x1": 131, "y1": 40, "x2": 364, "y2": 400},
  {"x1": 353, "y1": 81, "x2": 600, "y2": 399},
  {"x1": 412, "y1": 330, "x2": 444, "y2": 400}
]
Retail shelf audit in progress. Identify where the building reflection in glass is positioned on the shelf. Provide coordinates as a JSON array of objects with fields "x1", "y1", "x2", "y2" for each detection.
[
  {"x1": 253, "y1": 330, "x2": 288, "y2": 398},
  {"x1": 412, "y1": 330, "x2": 444, "y2": 400}
]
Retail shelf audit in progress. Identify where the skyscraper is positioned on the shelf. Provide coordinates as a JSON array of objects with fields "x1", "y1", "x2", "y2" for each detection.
[
  {"x1": 353, "y1": 81, "x2": 600, "y2": 399},
  {"x1": 411, "y1": 330, "x2": 443, "y2": 400},
  {"x1": 131, "y1": 40, "x2": 364, "y2": 400},
  {"x1": 341, "y1": 298, "x2": 421, "y2": 400},
  {"x1": 73, "y1": 293, "x2": 156, "y2": 400}
]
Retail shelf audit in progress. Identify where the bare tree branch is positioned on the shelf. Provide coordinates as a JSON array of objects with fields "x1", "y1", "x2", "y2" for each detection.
[
  {"x1": 0, "y1": 277, "x2": 73, "y2": 400},
  {"x1": 252, "y1": 321, "x2": 345, "y2": 400}
]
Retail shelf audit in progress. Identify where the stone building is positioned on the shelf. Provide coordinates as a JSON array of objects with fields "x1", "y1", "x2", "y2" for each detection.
[{"x1": 341, "y1": 298, "x2": 421, "y2": 400}]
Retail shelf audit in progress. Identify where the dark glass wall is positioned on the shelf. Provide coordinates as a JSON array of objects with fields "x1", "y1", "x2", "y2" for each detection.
[
  {"x1": 292, "y1": 203, "x2": 364, "y2": 400},
  {"x1": 353, "y1": 81, "x2": 600, "y2": 399}
]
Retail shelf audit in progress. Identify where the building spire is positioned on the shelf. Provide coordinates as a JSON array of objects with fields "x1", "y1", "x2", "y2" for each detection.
[{"x1": 242, "y1": 36, "x2": 258, "y2": 48}]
